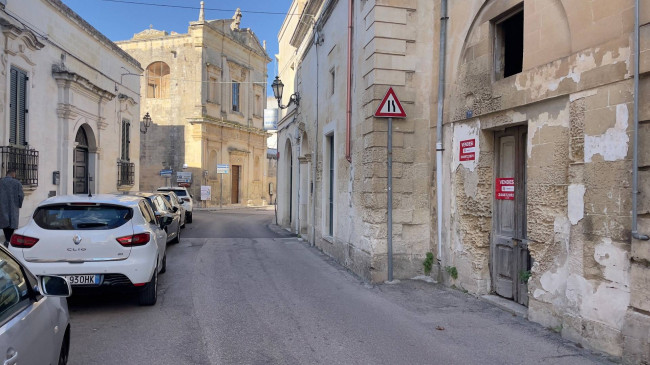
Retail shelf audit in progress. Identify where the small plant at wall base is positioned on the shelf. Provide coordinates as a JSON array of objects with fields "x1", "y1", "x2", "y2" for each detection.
[
  {"x1": 445, "y1": 266, "x2": 458, "y2": 280},
  {"x1": 519, "y1": 270, "x2": 532, "y2": 283},
  {"x1": 423, "y1": 252, "x2": 434, "y2": 275}
]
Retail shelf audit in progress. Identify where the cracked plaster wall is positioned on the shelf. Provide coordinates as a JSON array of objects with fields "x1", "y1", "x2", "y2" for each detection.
[{"x1": 444, "y1": 0, "x2": 642, "y2": 357}]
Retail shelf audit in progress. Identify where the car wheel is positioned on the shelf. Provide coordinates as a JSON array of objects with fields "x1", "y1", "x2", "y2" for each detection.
[
  {"x1": 171, "y1": 225, "x2": 180, "y2": 244},
  {"x1": 160, "y1": 254, "x2": 167, "y2": 274},
  {"x1": 58, "y1": 326, "x2": 70, "y2": 365},
  {"x1": 187, "y1": 212, "x2": 193, "y2": 223},
  {"x1": 138, "y1": 267, "x2": 158, "y2": 306}
]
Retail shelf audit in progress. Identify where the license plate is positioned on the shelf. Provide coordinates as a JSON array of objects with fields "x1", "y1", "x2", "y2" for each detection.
[{"x1": 66, "y1": 275, "x2": 102, "y2": 286}]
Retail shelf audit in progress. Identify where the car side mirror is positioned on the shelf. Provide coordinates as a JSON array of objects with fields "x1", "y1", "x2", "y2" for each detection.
[
  {"x1": 38, "y1": 275, "x2": 71, "y2": 297},
  {"x1": 172, "y1": 206, "x2": 178, "y2": 213},
  {"x1": 160, "y1": 215, "x2": 172, "y2": 228}
]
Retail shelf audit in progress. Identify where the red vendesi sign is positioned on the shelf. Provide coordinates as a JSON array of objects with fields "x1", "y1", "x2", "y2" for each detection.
[
  {"x1": 459, "y1": 139, "x2": 476, "y2": 161},
  {"x1": 496, "y1": 178, "x2": 515, "y2": 200}
]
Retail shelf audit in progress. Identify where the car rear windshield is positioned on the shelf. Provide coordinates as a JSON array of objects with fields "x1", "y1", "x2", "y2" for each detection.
[
  {"x1": 33, "y1": 204, "x2": 133, "y2": 230},
  {"x1": 160, "y1": 189, "x2": 186, "y2": 197}
]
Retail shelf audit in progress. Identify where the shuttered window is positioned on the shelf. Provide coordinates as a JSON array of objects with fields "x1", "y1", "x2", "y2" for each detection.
[
  {"x1": 10, "y1": 67, "x2": 27, "y2": 146},
  {"x1": 121, "y1": 119, "x2": 130, "y2": 161}
]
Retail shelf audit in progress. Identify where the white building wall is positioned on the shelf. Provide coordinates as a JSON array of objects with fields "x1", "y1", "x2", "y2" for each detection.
[{"x1": 0, "y1": 0, "x2": 141, "y2": 225}]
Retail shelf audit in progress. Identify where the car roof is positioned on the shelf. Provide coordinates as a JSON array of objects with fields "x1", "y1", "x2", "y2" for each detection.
[{"x1": 37, "y1": 194, "x2": 146, "y2": 208}]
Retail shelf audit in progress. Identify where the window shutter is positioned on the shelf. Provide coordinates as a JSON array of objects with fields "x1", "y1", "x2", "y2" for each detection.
[
  {"x1": 18, "y1": 70, "x2": 27, "y2": 145},
  {"x1": 9, "y1": 69, "x2": 17, "y2": 144},
  {"x1": 125, "y1": 121, "x2": 130, "y2": 161}
]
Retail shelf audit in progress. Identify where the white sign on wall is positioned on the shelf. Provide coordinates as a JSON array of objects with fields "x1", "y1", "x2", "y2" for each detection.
[
  {"x1": 217, "y1": 164, "x2": 229, "y2": 174},
  {"x1": 200, "y1": 185, "x2": 211, "y2": 201},
  {"x1": 264, "y1": 108, "x2": 279, "y2": 130}
]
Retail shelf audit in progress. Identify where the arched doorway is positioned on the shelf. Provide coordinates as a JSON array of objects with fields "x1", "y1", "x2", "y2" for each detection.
[{"x1": 73, "y1": 128, "x2": 89, "y2": 194}]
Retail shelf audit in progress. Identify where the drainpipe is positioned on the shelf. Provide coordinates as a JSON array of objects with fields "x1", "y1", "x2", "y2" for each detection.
[
  {"x1": 345, "y1": 0, "x2": 353, "y2": 162},
  {"x1": 312, "y1": 25, "x2": 321, "y2": 245},
  {"x1": 632, "y1": 0, "x2": 649, "y2": 240},
  {"x1": 435, "y1": 0, "x2": 449, "y2": 260}
]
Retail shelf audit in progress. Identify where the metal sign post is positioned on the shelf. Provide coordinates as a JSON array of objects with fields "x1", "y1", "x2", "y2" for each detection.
[
  {"x1": 374, "y1": 87, "x2": 406, "y2": 282},
  {"x1": 217, "y1": 164, "x2": 229, "y2": 209}
]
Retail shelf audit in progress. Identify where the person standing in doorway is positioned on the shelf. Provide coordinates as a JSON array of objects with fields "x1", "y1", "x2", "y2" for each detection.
[{"x1": 0, "y1": 169, "x2": 24, "y2": 247}]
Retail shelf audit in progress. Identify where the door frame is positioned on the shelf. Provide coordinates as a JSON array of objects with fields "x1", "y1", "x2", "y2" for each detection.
[{"x1": 491, "y1": 125, "x2": 530, "y2": 306}]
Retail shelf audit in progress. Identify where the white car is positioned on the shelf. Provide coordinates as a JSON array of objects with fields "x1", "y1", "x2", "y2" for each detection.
[
  {"x1": 9, "y1": 194, "x2": 168, "y2": 306},
  {"x1": 157, "y1": 187, "x2": 193, "y2": 223},
  {"x1": 0, "y1": 245, "x2": 72, "y2": 364}
]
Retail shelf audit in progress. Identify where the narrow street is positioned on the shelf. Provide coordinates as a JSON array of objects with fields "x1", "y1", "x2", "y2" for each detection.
[{"x1": 68, "y1": 208, "x2": 610, "y2": 365}]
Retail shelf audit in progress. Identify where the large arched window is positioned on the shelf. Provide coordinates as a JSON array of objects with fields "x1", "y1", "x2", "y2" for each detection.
[{"x1": 146, "y1": 61, "x2": 170, "y2": 98}]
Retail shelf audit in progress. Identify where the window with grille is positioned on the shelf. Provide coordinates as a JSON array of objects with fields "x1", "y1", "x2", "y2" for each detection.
[
  {"x1": 146, "y1": 62, "x2": 170, "y2": 98},
  {"x1": 232, "y1": 81, "x2": 240, "y2": 112},
  {"x1": 9, "y1": 67, "x2": 27, "y2": 146},
  {"x1": 208, "y1": 76, "x2": 218, "y2": 102}
]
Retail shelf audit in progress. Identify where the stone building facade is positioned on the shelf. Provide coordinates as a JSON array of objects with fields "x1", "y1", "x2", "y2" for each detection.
[
  {"x1": 117, "y1": 5, "x2": 272, "y2": 206},
  {"x1": 277, "y1": 0, "x2": 650, "y2": 361},
  {"x1": 0, "y1": 0, "x2": 142, "y2": 225}
]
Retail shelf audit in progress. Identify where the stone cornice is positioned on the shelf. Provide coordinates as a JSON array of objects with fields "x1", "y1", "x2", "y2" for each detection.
[
  {"x1": 0, "y1": 18, "x2": 45, "y2": 52},
  {"x1": 52, "y1": 64, "x2": 116, "y2": 101},
  {"x1": 187, "y1": 116, "x2": 268, "y2": 137},
  {"x1": 44, "y1": 0, "x2": 142, "y2": 70}
]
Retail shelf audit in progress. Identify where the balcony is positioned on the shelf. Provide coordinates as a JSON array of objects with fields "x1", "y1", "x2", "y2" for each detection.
[
  {"x1": 0, "y1": 146, "x2": 38, "y2": 187},
  {"x1": 117, "y1": 160, "x2": 135, "y2": 187}
]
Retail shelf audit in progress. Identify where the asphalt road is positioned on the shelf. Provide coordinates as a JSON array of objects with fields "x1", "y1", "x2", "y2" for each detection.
[{"x1": 68, "y1": 208, "x2": 610, "y2": 365}]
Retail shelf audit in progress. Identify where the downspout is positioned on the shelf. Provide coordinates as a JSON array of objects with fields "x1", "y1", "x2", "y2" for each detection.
[
  {"x1": 345, "y1": 0, "x2": 353, "y2": 162},
  {"x1": 435, "y1": 0, "x2": 449, "y2": 260},
  {"x1": 632, "y1": 0, "x2": 649, "y2": 240}
]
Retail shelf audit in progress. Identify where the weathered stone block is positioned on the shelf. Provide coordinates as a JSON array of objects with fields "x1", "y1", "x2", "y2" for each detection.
[
  {"x1": 584, "y1": 106, "x2": 617, "y2": 136},
  {"x1": 639, "y1": 170, "x2": 650, "y2": 215},
  {"x1": 629, "y1": 262, "x2": 650, "y2": 313},
  {"x1": 622, "y1": 310, "x2": 650, "y2": 365},
  {"x1": 639, "y1": 123, "x2": 650, "y2": 167},
  {"x1": 583, "y1": 214, "x2": 631, "y2": 241},
  {"x1": 363, "y1": 131, "x2": 388, "y2": 148}
]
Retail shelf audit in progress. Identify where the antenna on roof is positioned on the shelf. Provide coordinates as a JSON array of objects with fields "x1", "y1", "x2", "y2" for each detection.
[{"x1": 88, "y1": 175, "x2": 92, "y2": 197}]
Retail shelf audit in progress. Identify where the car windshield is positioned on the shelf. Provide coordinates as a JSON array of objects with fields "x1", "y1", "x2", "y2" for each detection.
[
  {"x1": 33, "y1": 204, "x2": 133, "y2": 230},
  {"x1": 160, "y1": 189, "x2": 186, "y2": 197}
]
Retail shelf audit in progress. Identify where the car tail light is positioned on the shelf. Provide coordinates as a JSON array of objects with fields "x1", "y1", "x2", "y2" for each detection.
[
  {"x1": 10, "y1": 234, "x2": 39, "y2": 248},
  {"x1": 116, "y1": 233, "x2": 150, "y2": 247}
]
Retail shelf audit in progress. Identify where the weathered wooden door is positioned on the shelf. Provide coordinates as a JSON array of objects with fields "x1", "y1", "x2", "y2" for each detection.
[
  {"x1": 492, "y1": 126, "x2": 530, "y2": 306},
  {"x1": 231, "y1": 165, "x2": 240, "y2": 204}
]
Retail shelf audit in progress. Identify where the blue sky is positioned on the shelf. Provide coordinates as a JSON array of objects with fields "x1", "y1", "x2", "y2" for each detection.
[{"x1": 62, "y1": 0, "x2": 293, "y2": 96}]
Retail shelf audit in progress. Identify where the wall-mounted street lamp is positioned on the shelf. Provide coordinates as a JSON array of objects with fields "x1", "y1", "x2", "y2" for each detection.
[
  {"x1": 140, "y1": 112, "x2": 152, "y2": 134},
  {"x1": 272, "y1": 76, "x2": 300, "y2": 109}
]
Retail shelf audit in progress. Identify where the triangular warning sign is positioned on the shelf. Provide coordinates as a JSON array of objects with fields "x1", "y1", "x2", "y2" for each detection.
[{"x1": 375, "y1": 87, "x2": 406, "y2": 118}]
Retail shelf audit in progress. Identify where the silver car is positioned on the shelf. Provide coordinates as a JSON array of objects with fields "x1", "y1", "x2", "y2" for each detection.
[{"x1": 0, "y1": 245, "x2": 71, "y2": 364}]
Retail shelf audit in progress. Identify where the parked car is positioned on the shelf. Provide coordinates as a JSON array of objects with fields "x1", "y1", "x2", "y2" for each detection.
[
  {"x1": 157, "y1": 187, "x2": 193, "y2": 223},
  {"x1": 0, "y1": 245, "x2": 71, "y2": 365},
  {"x1": 160, "y1": 191, "x2": 186, "y2": 228},
  {"x1": 130, "y1": 192, "x2": 182, "y2": 244},
  {"x1": 8, "y1": 194, "x2": 167, "y2": 306}
]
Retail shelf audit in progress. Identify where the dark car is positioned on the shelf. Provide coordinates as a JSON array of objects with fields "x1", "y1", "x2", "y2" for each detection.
[{"x1": 128, "y1": 192, "x2": 182, "y2": 244}]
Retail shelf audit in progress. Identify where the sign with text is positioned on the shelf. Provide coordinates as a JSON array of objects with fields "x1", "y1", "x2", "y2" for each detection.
[
  {"x1": 264, "y1": 108, "x2": 279, "y2": 130},
  {"x1": 375, "y1": 87, "x2": 406, "y2": 118},
  {"x1": 217, "y1": 164, "x2": 229, "y2": 174},
  {"x1": 160, "y1": 169, "x2": 172, "y2": 177},
  {"x1": 459, "y1": 139, "x2": 476, "y2": 161},
  {"x1": 496, "y1": 178, "x2": 515, "y2": 200},
  {"x1": 176, "y1": 171, "x2": 192, "y2": 183},
  {"x1": 200, "y1": 185, "x2": 211, "y2": 201}
]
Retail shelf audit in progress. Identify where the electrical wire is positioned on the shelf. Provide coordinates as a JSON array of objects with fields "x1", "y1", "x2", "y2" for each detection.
[{"x1": 92, "y1": 0, "x2": 303, "y2": 16}]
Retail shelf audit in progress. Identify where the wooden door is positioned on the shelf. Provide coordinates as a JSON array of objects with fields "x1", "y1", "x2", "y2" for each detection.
[
  {"x1": 231, "y1": 165, "x2": 240, "y2": 204},
  {"x1": 492, "y1": 126, "x2": 530, "y2": 305}
]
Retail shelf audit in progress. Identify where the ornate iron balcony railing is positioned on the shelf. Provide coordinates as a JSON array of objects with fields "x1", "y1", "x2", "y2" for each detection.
[{"x1": 0, "y1": 146, "x2": 38, "y2": 187}]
